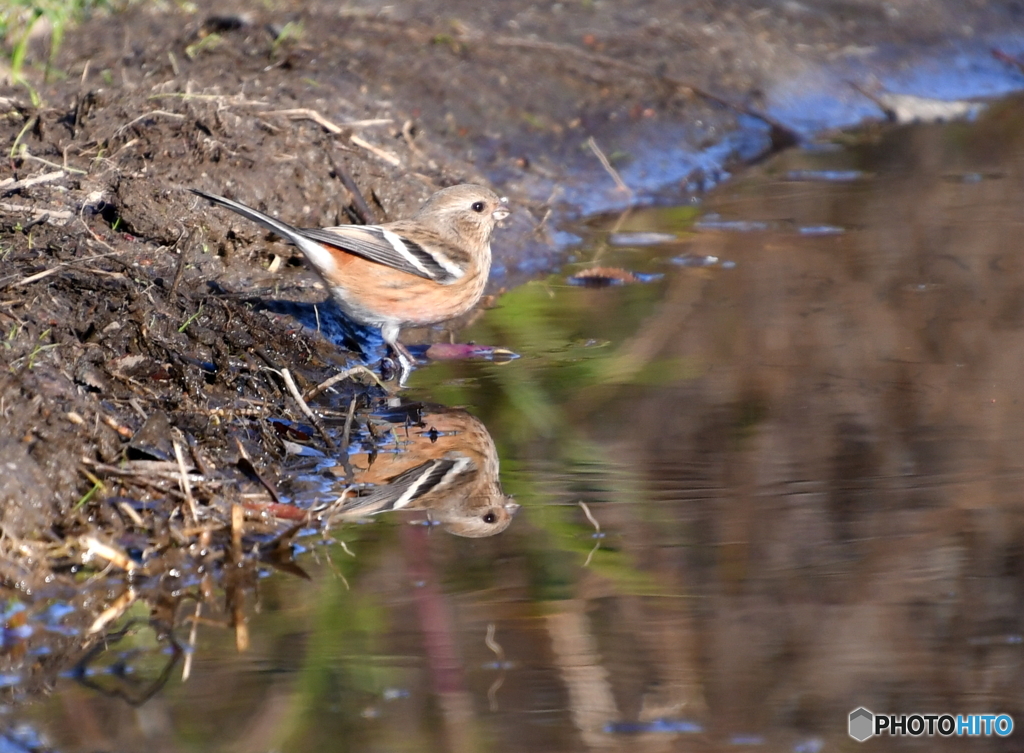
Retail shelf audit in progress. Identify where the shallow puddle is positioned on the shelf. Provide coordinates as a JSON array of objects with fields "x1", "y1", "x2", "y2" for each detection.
[{"x1": 15, "y1": 96, "x2": 1024, "y2": 751}]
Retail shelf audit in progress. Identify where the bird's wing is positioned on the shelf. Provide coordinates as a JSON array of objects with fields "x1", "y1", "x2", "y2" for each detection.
[
  {"x1": 190, "y1": 189, "x2": 458, "y2": 283},
  {"x1": 340, "y1": 455, "x2": 474, "y2": 516},
  {"x1": 301, "y1": 225, "x2": 462, "y2": 283}
]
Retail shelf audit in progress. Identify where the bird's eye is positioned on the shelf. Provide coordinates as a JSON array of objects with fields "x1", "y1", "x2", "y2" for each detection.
[
  {"x1": 471, "y1": 201, "x2": 486, "y2": 213},
  {"x1": 483, "y1": 511, "x2": 497, "y2": 524}
]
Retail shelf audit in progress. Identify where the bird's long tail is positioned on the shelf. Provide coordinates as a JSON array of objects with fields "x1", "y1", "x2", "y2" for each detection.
[{"x1": 190, "y1": 189, "x2": 308, "y2": 245}]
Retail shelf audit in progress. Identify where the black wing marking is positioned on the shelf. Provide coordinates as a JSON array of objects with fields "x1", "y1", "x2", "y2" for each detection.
[
  {"x1": 300, "y1": 226, "x2": 460, "y2": 283},
  {"x1": 190, "y1": 189, "x2": 458, "y2": 283},
  {"x1": 341, "y1": 456, "x2": 471, "y2": 515}
]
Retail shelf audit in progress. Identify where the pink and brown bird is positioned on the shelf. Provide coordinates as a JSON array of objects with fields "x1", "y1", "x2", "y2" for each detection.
[{"x1": 191, "y1": 184, "x2": 510, "y2": 378}]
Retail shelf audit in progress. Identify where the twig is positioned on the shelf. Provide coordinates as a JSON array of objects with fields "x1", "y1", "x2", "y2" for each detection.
[
  {"x1": 341, "y1": 396, "x2": 357, "y2": 450},
  {"x1": 335, "y1": 396, "x2": 358, "y2": 482},
  {"x1": 401, "y1": 119, "x2": 427, "y2": 163},
  {"x1": 7, "y1": 251, "x2": 124, "y2": 289},
  {"x1": 181, "y1": 600, "x2": 201, "y2": 682},
  {"x1": 173, "y1": 439, "x2": 199, "y2": 524},
  {"x1": 88, "y1": 587, "x2": 137, "y2": 635},
  {"x1": 81, "y1": 536, "x2": 139, "y2": 573},
  {"x1": 267, "y1": 108, "x2": 344, "y2": 134},
  {"x1": 587, "y1": 137, "x2": 631, "y2": 197},
  {"x1": 329, "y1": 152, "x2": 374, "y2": 224},
  {"x1": 169, "y1": 226, "x2": 190, "y2": 297},
  {"x1": 233, "y1": 438, "x2": 283, "y2": 504},
  {"x1": 148, "y1": 92, "x2": 269, "y2": 106},
  {"x1": 579, "y1": 500, "x2": 602, "y2": 567},
  {"x1": 485, "y1": 622, "x2": 505, "y2": 663},
  {"x1": 350, "y1": 134, "x2": 402, "y2": 167},
  {"x1": 17, "y1": 150, "x2": 87, "y2": 174},
  {"x1": 303, "y1": 365, "x2": 386, "y2": 401},
  {"x1": 485, "y1": 622, "x2": 507, "y2": 711},
  {"x1": 113, "y1": 109, "x2": 186, "y2": 139},
  {"x1": 281, "y1": 368, "x2": 335, "y2": 449},
  {"x1": 0, "y1": 169, "x2": 66, "y2": 196},
  {"x1": 231, "y1": 503, "x2": 244, "y2": 559},
  {"x1": 117, "y1": 500, "x2": 145, "y2": 528},
  {"x1": 0, "y1": 202, "x2": 74, "y2": 224},
  {"x1": 266, "y1": 108, "x2": 392, "y2": 133}
]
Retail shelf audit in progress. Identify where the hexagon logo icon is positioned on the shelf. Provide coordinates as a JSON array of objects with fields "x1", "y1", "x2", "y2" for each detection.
[{"x1": 849, "y1": 707, "x2": 874, "y2": 742}]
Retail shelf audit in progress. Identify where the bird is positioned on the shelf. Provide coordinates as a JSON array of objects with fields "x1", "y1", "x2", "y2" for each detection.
[
  {"x1": 319, "y1": 403, "x2": 519, "y2": 537},
  {"x1": 190, "y1": 184, "x2": 510, "y2": 379}
]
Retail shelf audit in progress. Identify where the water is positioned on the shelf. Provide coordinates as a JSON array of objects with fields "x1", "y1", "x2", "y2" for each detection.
[{"x1": 17, "y1": 96, "x2": 1024, "y2": 750}]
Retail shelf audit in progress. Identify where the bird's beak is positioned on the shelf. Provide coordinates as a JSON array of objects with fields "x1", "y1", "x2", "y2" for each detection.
[
  {"x1": 493, "y1": 197, "x2": 510, "y2": 222},
  {"x1": 504, "y1": 499, "x2": 520, "y2": 514}
]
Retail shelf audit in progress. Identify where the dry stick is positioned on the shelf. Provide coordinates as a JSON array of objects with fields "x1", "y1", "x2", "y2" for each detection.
[
  {"x1": 113, "y1": 109, "x2": 186, "y2": 139},
  {"x1": 81, "y1": 535, "x2": 139, "y2": 573},
  {"x1": 117, "y1": 500, "x2": 145, "y2": 528},
  {"x1": 229, "y1": 504, "x2": 250, "y2": 653},
  {"x1": 233, "y1": 437, "x2": 283, "y2": 504},
  {"x1": 17, "y1": 148, "x2": 87, "y2": 174},
  {"x1": 268, "y1": 108, "x2": 344, "y2": 134},
  {"x1": 0, "y1": 202, "x2": 74, "y2": 224},
  {"x1": 341, "y1": 396, "x2": 357, "y2": 450},
  {"x1": 401, "y1": 119, "x2": 428, "y2": 163},
  {"x1": 181, "y1": 599, "x2": 201, "y2": 682},
  {"x1": 88, "y1": 587, "x2": 137, "y2": 635},
  {"x1": 329, "y1": 152, "x2": 375, "y2": 225},
  {"x1": 168, "y1": 227, "x2": 191, "y2": 297},
  {"x1": 266, "y1": 109, "x2": 392, "y2": 133},
  {"x1": 350, "y1": 134, "x2": 402, "y2": 166},
  {"x1": 586, "y1": 137, "x2": 631, "y2": 197},
  {"x1": 847, "y1": 81, "x2": 898, "y2": 121},
  {"x1": 173, "y1": 439, "x2": 199, "y2": 524},
  {"x1": 148, "y1": 91, "x2": 270, "y2": 106},
  {"x1": 304, "y1": 365, "x2": 387, "y2": 401},
  {"x1": 485, "y1": 622, "x2": 507, "y2": 712},
  {"x1": 281, "y1": 368, "x2": 336, "y2": 449},
  {"x1": 0, "y1": 169, "x2": 66, "y2": 196},
  {"x1": 578, "y1": 500, "x2": 602, "y2": 568},
  {"x1": 8, "y1": 247, "x2": 126, "y2": 290},
  {"x1": 336, "y1": 396, "x2": 358, "y2": 482}
]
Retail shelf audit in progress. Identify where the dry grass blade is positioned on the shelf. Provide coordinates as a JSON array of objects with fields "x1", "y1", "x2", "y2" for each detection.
[
  {"x1": 267, "y1": 108, "x2": 392, "y2": 132},
  {"x1": 88, "y1": 587, "x2": 137, "y2": 634},
  {"x1": 81, "y1": 535, "x2": 140, "y2": 573},
  {"x1": 0, "y1": 169, "x2": 66, "y2": 196},
  {"x1": 350, "y1": 134, "x2": 402, "y2": 166},
  {"x1": 587, "y1": 137, "x2": 631, "y2": 197},
  {"x1": 174, "y1": 439, "x2": 199, "y2": 524},
  {"x1": 0, "y1": 202, "x2": 74, "y2": 224},
  {"x1": 304, "y1": 365, "x2": 387, "y2": 401},
  {"x1": 282, "y1": 367, "x2": 336, "y2": 449},
  {"x1": 579, "y1": 500, "x2": 602, "y2": 567},
  {"x1": 486, "y1": 622, "x2": 507, "y2": 711}
]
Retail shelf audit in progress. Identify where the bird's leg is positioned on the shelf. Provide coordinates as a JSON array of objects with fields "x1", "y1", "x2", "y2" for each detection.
[
  {"x1": 381, "y1": 325, "x2": 417, "y2": 386},
  {"x1": 392, "y1": 341, "x2": 416, "y2": 387}
]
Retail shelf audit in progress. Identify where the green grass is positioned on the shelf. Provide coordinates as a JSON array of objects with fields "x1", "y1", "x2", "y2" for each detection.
[{"x1": 0, "y1": 0, "x2": 118, "y2": 101}]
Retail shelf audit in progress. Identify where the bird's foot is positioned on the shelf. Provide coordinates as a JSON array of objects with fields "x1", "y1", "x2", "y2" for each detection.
[{"x1": 381, "y1": 342, "x2": 418, "y2": 388}]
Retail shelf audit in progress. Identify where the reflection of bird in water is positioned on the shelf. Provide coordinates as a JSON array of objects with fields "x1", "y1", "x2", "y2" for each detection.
[{"x1": 329, "y1": 404, "x2": 519, "y2": 538}]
